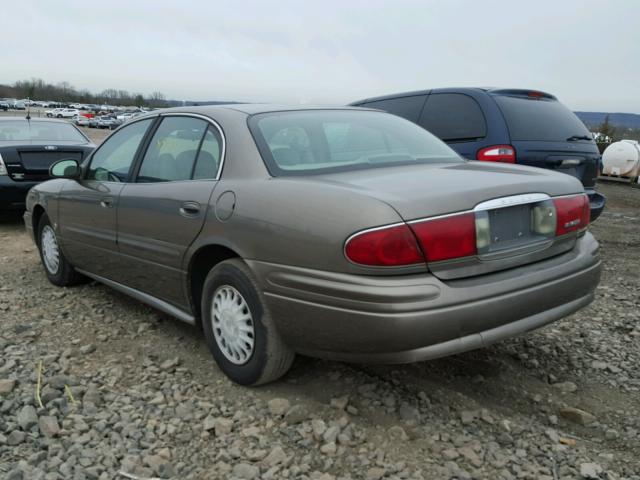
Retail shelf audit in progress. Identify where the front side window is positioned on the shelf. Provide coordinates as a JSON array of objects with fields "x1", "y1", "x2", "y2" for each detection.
[
  {"x1": 137, "y1": 116, "x2": 208, "y2": 183},
  {"x1": 249, "y1": 110, "x2": 460, "y2": 176},
  {"x1": 87, "y1": 119, "x2": 153, "y2": 182}
]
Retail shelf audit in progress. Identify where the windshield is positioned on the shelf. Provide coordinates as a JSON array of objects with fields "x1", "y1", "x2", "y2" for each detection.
[
  {"x1": 494, "y1": 96, "x2": 591, "y2": 142},
  {"x1": 249, "y1": 110, "x2": 461, "y2": 176},
  {"x1": 0, "y1": 120, "x2": 87, "y2": 142}
]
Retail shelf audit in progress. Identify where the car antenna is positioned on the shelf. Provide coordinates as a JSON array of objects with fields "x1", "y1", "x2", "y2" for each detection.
[{"x1": 25, "y1": 97, "x2": 31, "y2": 121}]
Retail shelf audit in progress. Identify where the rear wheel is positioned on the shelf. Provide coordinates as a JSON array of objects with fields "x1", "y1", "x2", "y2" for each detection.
[
  {"x1": 201, "y1": 259, "x2": 294, "y2": 386},
  {"x1": 37, "y1": 214, "x2": 83, "y2": 286}
]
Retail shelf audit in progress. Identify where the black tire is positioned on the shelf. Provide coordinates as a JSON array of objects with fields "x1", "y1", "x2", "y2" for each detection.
[
  {"x1": 37, "y1": 214, "x2": 83, "y2": 286},
  {"x1": 201, "y1": 258, "x2": 294, "y2": 386}
]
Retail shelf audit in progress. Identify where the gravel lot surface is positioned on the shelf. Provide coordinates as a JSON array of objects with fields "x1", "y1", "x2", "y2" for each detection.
[{"x1": 0, "y1": 127, "x2": 639, "y2": 479}]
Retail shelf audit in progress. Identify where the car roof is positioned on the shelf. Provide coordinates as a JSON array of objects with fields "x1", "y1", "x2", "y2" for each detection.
[
  {"x1": 351, "y1": 87, "x2": 556, "y2": 104},
  {"x1": 150, "y1": 104, "x2": 370, "y2": 117}
]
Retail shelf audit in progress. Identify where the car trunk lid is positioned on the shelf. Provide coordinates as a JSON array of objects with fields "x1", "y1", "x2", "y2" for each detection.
[
  {"x1": 317, "y1": 161, "x2": 586, "y2": 279},
  {"x1": 1, "y1": 144, "x2": 87, "y2": 181},
  {"x1": 511, "y1": 140, "x2": 600, "y2": 188}
]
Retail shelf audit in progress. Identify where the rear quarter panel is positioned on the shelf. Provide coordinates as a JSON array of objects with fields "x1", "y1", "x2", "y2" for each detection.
[{"x1": 189, "y1": 177, "x2": 410, "y2": 276}]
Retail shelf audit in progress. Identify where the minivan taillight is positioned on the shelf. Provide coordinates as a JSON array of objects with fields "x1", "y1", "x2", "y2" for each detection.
[
  {"x1": 553, "y1": 194, "x2": 590, "y2": 235},
  {"x1": 476, "y1": 145, "x2": 516, "y2": 163},
  {"x1": 344, "y1": 224, "x2": 424, "y2": 266},
  {"x1": 409, "y1": 212, "x2": 477, "y2": 262}
]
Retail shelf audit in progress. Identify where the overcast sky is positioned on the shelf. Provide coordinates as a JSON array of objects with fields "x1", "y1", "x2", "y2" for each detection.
[{"x1": 3, "y1": 0, "x2": 639, "y2": 112}]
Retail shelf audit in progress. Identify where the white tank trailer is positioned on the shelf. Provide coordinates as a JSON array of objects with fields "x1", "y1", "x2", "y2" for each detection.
[{"x1": 601, "y1": 140, "x2": 640, "y2": 185}]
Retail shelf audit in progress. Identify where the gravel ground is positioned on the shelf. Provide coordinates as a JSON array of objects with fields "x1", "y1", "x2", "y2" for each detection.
[{"x1": 1, "y1": 136, "x2": 639, "y2": 479}]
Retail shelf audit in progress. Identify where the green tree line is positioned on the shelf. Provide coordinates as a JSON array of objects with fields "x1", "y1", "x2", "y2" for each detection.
[{"x1": 0, "y1": 78, "x2": 168, "y2": 107}]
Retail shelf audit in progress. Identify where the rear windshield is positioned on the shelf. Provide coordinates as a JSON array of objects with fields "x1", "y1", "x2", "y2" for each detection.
[
  {"x1": 249, "y1": 110, "x2": 461, "y2": 176},
  {"x1": 0, "y1": 120, "x2": 87, "y2": 142},
  {"x1": 494, "y1": 96, "x2": 591, "y2": 142}
]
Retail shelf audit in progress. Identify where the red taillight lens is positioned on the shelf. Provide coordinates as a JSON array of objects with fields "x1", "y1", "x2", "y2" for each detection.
[
  {"x1": 345, "y1": 224, "x2": 424, "y2": 266},
  {"x1": 553, "y1": 194, "x2": 590, "y2": 235},
  {"x1": 409, "y1": 212, "x2": 477, "y2": 262},
  {"x1": 476, "y1": 145, "x2": 516, "y2": 163}
]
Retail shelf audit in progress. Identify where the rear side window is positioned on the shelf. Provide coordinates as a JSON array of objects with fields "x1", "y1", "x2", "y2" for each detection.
[
  {"x1": 137, "y1": 116, "x2": 208, "y2": 182},
  {"x1": 494, "y1": 96, "x2": 591, "y2": 142},
  {"x1": 192, "y1": 127, "x2": 222, "y2": 179},
  {"x1": 360, "y1": 95, "x2": 427, "y2": 122},
  {"x1": 419, "y1": 93, "x2": 487, "y2": 142}
]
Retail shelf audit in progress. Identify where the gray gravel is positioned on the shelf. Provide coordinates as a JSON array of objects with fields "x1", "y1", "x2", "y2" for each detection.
[{"x1": 0, "y1": 180, "x2": 639, "y2": 479}]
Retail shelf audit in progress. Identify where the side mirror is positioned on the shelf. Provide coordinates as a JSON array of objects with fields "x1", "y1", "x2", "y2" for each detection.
[{"x1": 50, "y1": 159, "x2": 81, "y2": 179}]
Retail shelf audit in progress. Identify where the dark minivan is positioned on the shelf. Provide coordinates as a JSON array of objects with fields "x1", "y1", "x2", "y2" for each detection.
[{"x1": 351, "y1": 88, "x2": 605, "y2": 220}]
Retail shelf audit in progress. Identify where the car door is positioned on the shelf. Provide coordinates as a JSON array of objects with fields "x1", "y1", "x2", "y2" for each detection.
[
  {"x1": 116, "y1": 114, "x2": 223, "y2": 309},
  {"x1": 57, "y1": 118, "x2": 155, "y2": 279},
  {"x1": 418, "y1": 93, "x2": 488, "y2": 159}
]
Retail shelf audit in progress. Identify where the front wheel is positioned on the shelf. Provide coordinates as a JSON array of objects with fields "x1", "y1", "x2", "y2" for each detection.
[
  {"x1": 201, "y1": 259, "x2": 294, "y2": 386},
  {"x1": 37, "y1": 214, "x2": 83, "y2": 286}
]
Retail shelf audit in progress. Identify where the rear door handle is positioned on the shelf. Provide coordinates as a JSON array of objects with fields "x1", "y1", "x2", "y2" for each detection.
[
  {"x1": 179, "y1": 201, "x2": 201, "y2": 216},
  {"x1": 100, "y1": 197, "x2": 114, "y2": 208}
]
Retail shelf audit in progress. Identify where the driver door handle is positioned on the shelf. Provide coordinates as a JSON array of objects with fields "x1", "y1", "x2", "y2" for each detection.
[{"x1": 100, "y1": 197, "x2": 114, "y2": 208}]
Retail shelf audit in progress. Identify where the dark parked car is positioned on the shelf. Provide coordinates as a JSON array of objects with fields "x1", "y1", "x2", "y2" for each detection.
[
  {"x1": 0, "y1": 101, "x2": 9, "y2": 111},
  {"x1": 25, "y1": 106, "x2": 600, "y2": 385},
  {"x1": 0, "y1": 118, "x2": 95, "y2": 212},
  {"x1": 351, "y1": 88, "x2": 605, "y2": 220}
]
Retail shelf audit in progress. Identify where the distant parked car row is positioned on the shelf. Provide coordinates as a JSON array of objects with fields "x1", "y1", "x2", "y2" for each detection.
[
  {"x1": 72, "y1": 110, "x2": 145, "y2": 130},
  {"x1": 45, "y1": 108, "x2": 79, "y2": 118}
]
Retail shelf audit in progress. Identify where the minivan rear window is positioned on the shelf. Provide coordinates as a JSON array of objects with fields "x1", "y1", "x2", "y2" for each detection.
[{"x1": 494, "y1": 96, "x2": 591, "y2": 142}]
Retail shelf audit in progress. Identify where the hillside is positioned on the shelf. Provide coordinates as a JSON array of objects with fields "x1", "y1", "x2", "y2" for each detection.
[{"x1": 575, "y1": 111, "x2": 640, "y2": 129}]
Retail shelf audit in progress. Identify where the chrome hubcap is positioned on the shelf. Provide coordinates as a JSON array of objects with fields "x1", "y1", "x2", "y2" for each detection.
[
  {"x1": 211, "y1": 285, "x2": 255, "y2": 365},
  {"x1": 41, "y1": 225, "x2": 60, "y2": 274}
]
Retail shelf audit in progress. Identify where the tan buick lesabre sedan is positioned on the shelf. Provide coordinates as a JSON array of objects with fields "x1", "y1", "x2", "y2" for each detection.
[{"x1": 24, "y1": 105, "x2": 601, "y2": 385}]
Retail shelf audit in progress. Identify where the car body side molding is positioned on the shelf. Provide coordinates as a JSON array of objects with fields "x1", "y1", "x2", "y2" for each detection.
[{"x1": 75, "y1": 269, "x2": 196, "y2": 325}]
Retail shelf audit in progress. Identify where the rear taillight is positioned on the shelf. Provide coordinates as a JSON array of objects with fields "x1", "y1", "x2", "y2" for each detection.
[
  {"x1": 476, "y1": 145, "x2": 515, "y2": 163},
  {"x1": 344, "y1": 224, "x2": 424, "y2": 266},
  {"x1": 346, "y1": 194, "x2": 589, "y2": 267},
  {"x1": 553, "y1": 194, "x2": 590, "y2": 235},
  {"x1": 409, "y1": 213, "x2": 477, "y2": 262}
]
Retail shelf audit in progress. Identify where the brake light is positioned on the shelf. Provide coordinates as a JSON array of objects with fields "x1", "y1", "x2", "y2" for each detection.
[
  {"x1": 409, "y1": 213, "x2": 477, "y2": 262},
  {"x1": 476, "y1": 145, "x2": 515, "y2": 163},
  {"x1": 344, "y1": 224, "x2": 424, "y2": 266},
  {"x1": 553, "y1": 194, "x2": 590, "y2": 235}
]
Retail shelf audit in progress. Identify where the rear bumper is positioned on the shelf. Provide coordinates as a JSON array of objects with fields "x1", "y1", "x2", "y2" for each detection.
[
  {"x1": 248, "y1": 232, "x2": 601, "y2": 363},
  {"x1": 0, "y1": 177, "x2": 39, "y2": 211},
  {"x1": 586, "y1": 188, "x2": 605, "y2": 222}
]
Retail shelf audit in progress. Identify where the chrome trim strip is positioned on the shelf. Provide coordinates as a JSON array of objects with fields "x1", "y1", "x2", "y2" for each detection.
[
  {"x1": 474, "y1": 193, "x2": 551, "y2": 212},
  {"x1": 76, "y1": 269, "x2": 196, "y2": 325},
  {"x1": 407, "y1": 210, "x2": 473, "y2": 225},
  {"x1": 159, "y1": 112, "x2": 227, "y2": 180}
]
